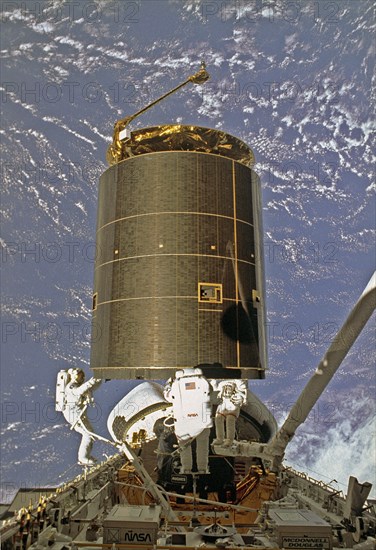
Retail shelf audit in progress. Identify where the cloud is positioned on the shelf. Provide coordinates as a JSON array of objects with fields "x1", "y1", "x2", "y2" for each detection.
[{"x1": 286, "y1": 413, "x2": 376, "y2": 498}]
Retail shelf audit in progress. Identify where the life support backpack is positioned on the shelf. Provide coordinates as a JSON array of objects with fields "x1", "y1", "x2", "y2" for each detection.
[
  {"x1": 55, "y1": 370, "x2": 70, "y2": 412},
  {"x1": 167, "y1": 369, "x2": 213, "y2": 442}
]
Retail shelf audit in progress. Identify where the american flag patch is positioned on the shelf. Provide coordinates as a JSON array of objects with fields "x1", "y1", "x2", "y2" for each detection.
[{"x1": 185, "y1": 382, "x2": 196, "y2": 390}]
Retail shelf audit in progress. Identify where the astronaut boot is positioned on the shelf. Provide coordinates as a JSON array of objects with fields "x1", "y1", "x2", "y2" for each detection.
[
  {"x1": 213, "y1": 415, "x2": 225, "y2": 445},
  {"x1": 78, "y1": 434, "x2": 97, "y2": 466},
  {"x1": 79, "y1": 458, "x2": 97, "y2": 466},
  {"x1": 223, "y1": 415, "x2": 236, "y2": 447}
]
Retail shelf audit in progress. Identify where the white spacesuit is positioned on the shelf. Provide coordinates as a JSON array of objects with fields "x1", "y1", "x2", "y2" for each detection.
[
  {"x1": 213, "y1": 380, "x2": 247, "y2": 447},
  {"x1": 56, "y1": 368, "x2": 101, "y2": 466},
  {"x1": 164, "y1": 368, "x2": 213, "y2": 474}
]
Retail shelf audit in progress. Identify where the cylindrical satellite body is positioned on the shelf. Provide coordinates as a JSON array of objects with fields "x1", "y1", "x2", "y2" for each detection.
[{"x1": 90, "y1": 125, "x2": 266, "y2": 380}]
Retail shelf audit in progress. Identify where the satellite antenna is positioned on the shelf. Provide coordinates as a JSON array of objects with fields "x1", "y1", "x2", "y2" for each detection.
[{"x1": 107, "y1": 61, "x2": 210, "y2": 164}]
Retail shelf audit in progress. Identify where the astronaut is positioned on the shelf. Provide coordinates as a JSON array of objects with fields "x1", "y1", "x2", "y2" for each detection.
[
  {"x1": 56, "y1": 368, "x2": 102, "y2": 466},
  {"x1": 213, "y1": 380, "x2": 247, "y2": 447},
  {"x1": 164, "y1": 368, "x2": 213, "y2": 474}
]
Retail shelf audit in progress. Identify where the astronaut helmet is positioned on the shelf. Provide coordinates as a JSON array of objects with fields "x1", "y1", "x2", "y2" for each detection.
[
  {"x1": 68, "y1": 368, "x2": 85, "y2": 384},
  {"x1": 222, "y1": 382, "x2": 236, "y2": 397}
]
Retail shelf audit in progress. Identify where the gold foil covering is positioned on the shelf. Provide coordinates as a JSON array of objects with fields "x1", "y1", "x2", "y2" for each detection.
[{"x1": 106, "y1": 124, "x2": 255, "y2": 167}]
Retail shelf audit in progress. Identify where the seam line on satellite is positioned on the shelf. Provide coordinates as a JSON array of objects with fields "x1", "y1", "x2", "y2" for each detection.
[
  {"x1": 94, "y1": 253, "x2": 256, "y2": 271},
  {"x1": 97, "y1": 211, "x2": 254, "y2": 233}
]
